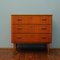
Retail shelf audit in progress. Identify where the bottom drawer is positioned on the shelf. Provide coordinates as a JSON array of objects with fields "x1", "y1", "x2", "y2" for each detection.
[{"x1": 12, "y1": 34, "x2": 52, "y2": 43}]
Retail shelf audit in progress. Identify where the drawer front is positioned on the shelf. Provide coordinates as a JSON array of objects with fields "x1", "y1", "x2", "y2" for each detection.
[
  {"x1": 12, "y1": 15, "x2": 52, "y2": 24},
  {"x1": 12, "y1": 15, "x2": 33, "y2": 24},
  {"x1": 40, "y1": 16, "x2": 52, "y2": 24},
  {"x1": 12, "y1": 25, "x2": 36, "y2": 33},
  {"x1": 38, "y1": 25, "x2": 52, "y2": 33},
  {"x1": 12, "y1": 25, "x2": 52, "y2": 33},
  {"x1": 12, "y1": 34, "x2": 51, "y2": 43},
  {"x1": 39, "y1": 34, "x2": 52, "y2": 43},
  {"x1": 32, "y1": 16, "x2": 52, "y2": 24}
]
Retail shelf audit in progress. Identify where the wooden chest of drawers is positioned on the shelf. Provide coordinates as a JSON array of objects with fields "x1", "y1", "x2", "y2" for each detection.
[{"x1": 11, "y1": 14, "x2": 52, "y2": 54}]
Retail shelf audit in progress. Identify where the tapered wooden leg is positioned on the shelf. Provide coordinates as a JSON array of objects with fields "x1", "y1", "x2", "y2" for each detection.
[
  {"x1": 47, "y1": 44, "x2": 50, "y2": 54},
  {"x1": 13, "y1": 43, "x2": 18, "y2": 55},
  {"x1": 13, "y1": 43, "x2": 16, "y2": 52}
]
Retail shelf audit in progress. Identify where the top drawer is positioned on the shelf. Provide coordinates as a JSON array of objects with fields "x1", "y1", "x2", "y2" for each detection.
[
  {"x1": 11, "y1": 15, "x2": 52, "y2": 24},
  {"x1": 40, "y1": 15, "x2": 52, "y2": 24}
]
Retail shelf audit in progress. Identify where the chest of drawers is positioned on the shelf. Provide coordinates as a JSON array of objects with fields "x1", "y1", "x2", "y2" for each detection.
[{"x1": 11, "y1": 14, "x2": 52, "y2": 54}]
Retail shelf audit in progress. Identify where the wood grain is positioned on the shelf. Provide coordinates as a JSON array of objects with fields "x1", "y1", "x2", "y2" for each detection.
[{"x1": 0, "y1": 49, "x2": 60, "y2": 60}]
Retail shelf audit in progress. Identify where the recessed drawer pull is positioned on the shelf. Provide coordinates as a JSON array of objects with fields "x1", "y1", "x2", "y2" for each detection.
[
  {"x1": 17, "y1": 37, "x2": 22, "y2": 39},
  {"x1": 17, "y1": 28, "x2": 22, "y2": 30},
  {"x1": 42, "y1": 37, "x2": 47, "y2": 39},
  {"x1": 41, "y1": 28, "x2": 47, "y2": 30},
  {"x1": 42, "y1": 19, "x2": 46, "y2": 21},
  {"x1": 17, "y1": 19, "x2": 22, "y2": 21}
]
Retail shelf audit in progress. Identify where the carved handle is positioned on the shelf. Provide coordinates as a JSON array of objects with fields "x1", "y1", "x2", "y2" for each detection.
[
  {"x1": 17, "y1": 37, "x2": 22, "y2": 39},
  {"x1": 17, "y1": 28, "x2": 22, "y2": 30},
  {"x1": 42, "y1": 19, "x2": 46, "y2": 21},
  {"x1": 41, "y1": 28, "x2": 47, "y2": 30},
  {"x1": 17, "y1": 19, "x2": 22, "y2": 21},
  {"x1": 42, "y1": 37, "x2": 47, "y2": 39}
]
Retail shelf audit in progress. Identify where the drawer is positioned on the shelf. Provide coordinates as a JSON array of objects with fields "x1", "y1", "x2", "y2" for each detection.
[
  {"x1": 32, "y1": 15, "x2": 52, "y2": 24},
  {"x1": 38, "y1": 25, "x2": 52, "y2": 33},
  {"x1": 12, "y1": 34, "x2": 51, "y2": 43},
  {"x1": 12, "y1": 25, "x2": 36, "y2": 33},
  {"x1": 11, "y1": 15, "x2": 33, "y2": 24},
  {"x1": 12, "y1": 25, "x2": 52, "y2": 33},
  {"x1": 40, "y1": 16, "x2": 52, "y2": 24},
  {"x1": 11, "y1": 15, "x2": 52, "y2": 24},
  {"x1": 39, "y1": 34, "x2": 52, "y2": 43}
]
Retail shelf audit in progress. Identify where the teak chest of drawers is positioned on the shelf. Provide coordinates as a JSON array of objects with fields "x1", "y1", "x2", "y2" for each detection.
[{"x1": 11, "y1": 14, "x2": 52, "y2": 54}]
